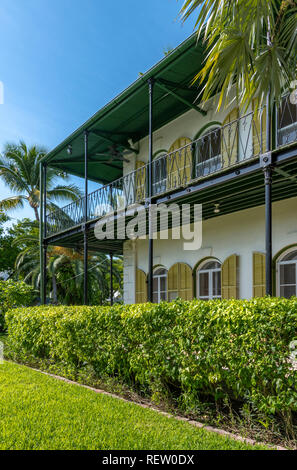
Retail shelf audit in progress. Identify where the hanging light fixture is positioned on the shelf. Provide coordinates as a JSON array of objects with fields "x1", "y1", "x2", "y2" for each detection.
[
  {"x1": 214, "y1": 203, "x2": 220, "y2": 214},
  {"x1": 67, "y1": 144, "x2": 72, "y2": 155}
]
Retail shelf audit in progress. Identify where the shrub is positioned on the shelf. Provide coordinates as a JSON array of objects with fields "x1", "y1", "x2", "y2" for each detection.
[
  {"x1": 5, "y1": 298, "x2": 297, "y2": 419},
  {"x1": 0, "y1": 280, "x2": 35, "y2": 331}
]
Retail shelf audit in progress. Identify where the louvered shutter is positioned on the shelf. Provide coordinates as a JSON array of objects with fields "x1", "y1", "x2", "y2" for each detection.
[
  {"x1": 135, "y1": 268, "x2": 147, "y2": 303},
  {"x1": 135, "y1": 161, "x2": 146, "y2": 203},
  {"x1": 253, "y1": 252, "x2": 266, "y2": 297},
  {"x1": 252, "y1": 98, "x2": 267, "y2": 155},
  {"x1": 167, "y1": 137, "x2": 192, "y2": 190},
  {"x1": 168, "y1": 263, "x2": 193, "y2": 301},
  {"x1": 221, "y1": 254, "x2": 239, "y2": 299},
  {"x1": 221, "y1": 108, "x2": 239, "y2": 167}
]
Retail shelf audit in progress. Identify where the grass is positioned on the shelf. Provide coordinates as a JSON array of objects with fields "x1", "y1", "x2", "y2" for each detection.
[{"x1": 0, "y1": 361, "x2": 269, "y2": 450}]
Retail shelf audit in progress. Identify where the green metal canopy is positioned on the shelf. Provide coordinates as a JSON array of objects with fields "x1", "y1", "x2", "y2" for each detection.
[{"x1": 43, "y1": 33, "x2": 206, "y2": 184}]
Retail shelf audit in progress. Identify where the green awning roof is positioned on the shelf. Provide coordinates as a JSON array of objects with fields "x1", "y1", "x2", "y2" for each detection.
[{"x1": 43, "y1": 33, "x2": 206, "y2": 184}]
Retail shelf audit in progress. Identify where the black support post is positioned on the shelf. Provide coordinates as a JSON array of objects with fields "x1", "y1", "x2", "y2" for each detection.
[
  {"x1": 110, "y1": 253, "x2": 113, "y2": 306},
  {"x1": 264, "y1": 79, "x2": 273, "y2": 296},
  {"x1": 84, "y1": 130, "x2": 89, "y2": 305},
  {"x1": 43, "y1": 164, "x2": 47, "y2": 239},
  {"x1": 43, "y1": 243, "x2": 47, "y2": 304},
  {"x1": 39, "y1": 162, "x2": 45, "y2": 304},
  {"x1": 40, "y1": 162, "x2": 48, "y2": 304},
  {"x1": 43, "y1": 163, "x2": 47, "y2": 304},
  {"x1": 264, "y1": 166, "x2": 273, "y2": 296},
  {"x1": 147, "y1": 78, "x2": 154, "y2": 302}
]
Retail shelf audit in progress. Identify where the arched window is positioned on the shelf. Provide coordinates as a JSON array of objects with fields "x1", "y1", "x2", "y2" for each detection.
[
  {"x1": 197, "y1": 259, "x2": 221, "y2": 300},
  {"x1": 278, "y1": 95, "x2": 297, "y2": 146},
  {"x1": 277, "y1": 249, "x2": 297, "y2": 298},
  {"x1": 195, "y1": 126, "x2": 222, "y2": 177},
  {"x1": 153, "y1": 267, "x2": 167, "y2": 303}
]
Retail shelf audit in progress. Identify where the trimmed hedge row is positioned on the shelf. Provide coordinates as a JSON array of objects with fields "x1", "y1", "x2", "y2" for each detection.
[
  {"x1": 5, "y1": 298, "x2": 297, "y2": 416},
  {"x1": 0, "y1": 280, "x2": 35, "y2": 331}
]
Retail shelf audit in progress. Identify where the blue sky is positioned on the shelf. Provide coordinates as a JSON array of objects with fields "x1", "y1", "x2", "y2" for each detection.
[{"x1": 0, "y1": 0, "x2": 196, "y2": 226}]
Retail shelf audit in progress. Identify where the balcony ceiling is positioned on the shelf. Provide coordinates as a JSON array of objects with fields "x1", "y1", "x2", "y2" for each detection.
[{"x1": 42, "y1": 34, "x2": 205, "y2": 184}]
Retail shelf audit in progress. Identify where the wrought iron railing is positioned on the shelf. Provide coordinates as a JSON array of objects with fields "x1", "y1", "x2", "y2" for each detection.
[{"x1": 45, "y1": 102, "x2": 297, "y2": 237}]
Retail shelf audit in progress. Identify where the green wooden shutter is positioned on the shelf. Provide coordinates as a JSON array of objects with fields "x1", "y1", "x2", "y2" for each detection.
[
  {"x1": 253, "y1": 252, "x2": 266, "y2": 297},
  {"x1": 135, "y1": 161, "x2": 146, "y2": 203},
  {"x1": 168, "y1": 263, "x2": 193, "y2": 301},
  {"x1": 221, "y1": 254, "x2": 239, "y2": 299}
]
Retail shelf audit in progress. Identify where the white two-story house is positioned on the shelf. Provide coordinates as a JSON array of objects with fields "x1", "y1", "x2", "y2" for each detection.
[{"x1": 40, "y1": 34, "x2": 297, "y2": 305}]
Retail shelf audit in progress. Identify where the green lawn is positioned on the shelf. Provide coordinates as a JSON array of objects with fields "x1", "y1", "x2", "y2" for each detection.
[{"x1": 0, "y1": 361, "x2": 268, "y2": 450}]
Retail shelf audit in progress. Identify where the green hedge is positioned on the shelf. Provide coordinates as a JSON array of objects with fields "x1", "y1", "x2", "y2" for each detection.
[
  {"x1": 5, "y1": 298, "x2": 297, "y2": 416},
  {"x1": 0, "y1": 280, "x2": 35, "y2": 331}
]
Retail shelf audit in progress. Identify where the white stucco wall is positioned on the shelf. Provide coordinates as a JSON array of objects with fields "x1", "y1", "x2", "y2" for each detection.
[
  {"x1": 123, "y1": 197, "x2": 297, "y2": 302},
  {"x1": 121, "y1": 90, "x2": 282, "y2": 303},
  {"x1": 123, "y1": 240, "x2": 137, "y2": 304}
]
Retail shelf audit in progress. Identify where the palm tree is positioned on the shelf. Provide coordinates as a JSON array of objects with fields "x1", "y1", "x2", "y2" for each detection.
[
  {"x1": 180, "y1": 0, "x2": 297, "y2": 109},
  {"x1": 0, "y1": 141, "x2": 82, "y2": 221},
  {"x1": 13, "y1": 220, "x2": 123, "y2": 304}
]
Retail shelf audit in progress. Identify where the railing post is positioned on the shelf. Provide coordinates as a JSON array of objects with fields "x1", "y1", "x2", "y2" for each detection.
[
  {"x1": 84, "y1": 130, "x2": 89, "y2": 305},
  {"x1": 110, "y1": 253, "x2": 113, "y2": 306},
  {"x1": 147, "y1": 77, "x2": 154, "y2": 302}
]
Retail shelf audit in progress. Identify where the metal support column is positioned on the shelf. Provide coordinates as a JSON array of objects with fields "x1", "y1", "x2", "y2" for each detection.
[
  {"x1": 110, "y1": 253, "x2": 113, "y2": 306},
  {"x1": 43, "y1": 242, "x2": 47, "y2": 303},
  {"x1": 39, "y1": 162, "x2": 44, "y2": 304},
  {"x1": 264, "y1": 75, "x2": 273, "y2": 295},
  {"x1": 264, "y1": 165, "x2": 273, "y2": 296},
  {"x1": 147, "y1": 78, "x2": 154, "y2": 302},
  {"x1": 84, "y1": 130, "x2": 89, "y2": 305},
  {"x1": 43, "y1": 163, "x2": 47, "y2": 304}
]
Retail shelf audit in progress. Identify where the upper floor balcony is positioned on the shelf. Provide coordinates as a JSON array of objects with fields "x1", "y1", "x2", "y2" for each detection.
[{"x1": 45, "y1": 95, "x2": 297, "y2": 239}]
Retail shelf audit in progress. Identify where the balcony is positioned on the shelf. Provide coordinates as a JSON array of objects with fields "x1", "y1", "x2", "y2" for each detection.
[{"x1": 45, "y1": 97, "x2": 297, "y2": 238}]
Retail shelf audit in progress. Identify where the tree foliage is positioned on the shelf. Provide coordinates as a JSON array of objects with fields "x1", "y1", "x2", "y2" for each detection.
[
  {"x1": 180, "y1": 0, "x2": 297, "y2": 109},
  {"x1": 0, "y1": 141, "x2": 82, "y2": 220},
  {"x1": 12, "y1": 219, "x2": 122, "y2": 305}
]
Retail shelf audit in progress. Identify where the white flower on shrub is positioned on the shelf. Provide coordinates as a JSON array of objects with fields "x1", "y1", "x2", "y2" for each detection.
[{"x1": 288, "y1": 340, "x2": 297, "y2": 371}]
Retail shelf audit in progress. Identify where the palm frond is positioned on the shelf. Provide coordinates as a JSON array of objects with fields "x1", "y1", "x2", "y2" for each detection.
[
  {"x1": 0, "y1": 195, "x2": 27, "y2": 213},
  {"x1": 46, "y1": 184, "x2": 83, "y2": 202}
]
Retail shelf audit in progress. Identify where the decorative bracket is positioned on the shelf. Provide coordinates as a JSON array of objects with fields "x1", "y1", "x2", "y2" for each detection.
[
  {"x1": 260, "y1": 151, "x2": 273, "y2": 168},
  {"x1": 155, "y1": 79, "x2": 207, "y2": 116}
]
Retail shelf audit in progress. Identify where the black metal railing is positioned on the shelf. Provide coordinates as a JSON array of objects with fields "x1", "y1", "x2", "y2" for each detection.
[{"x1": 45, "y1": 101, "x2": 297, "y2": 237}]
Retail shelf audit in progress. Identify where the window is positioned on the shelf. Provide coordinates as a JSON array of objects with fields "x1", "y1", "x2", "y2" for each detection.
[
  {"x1": 197, "y1": 260, "x2": 221, "y2": 300},
  {"x1": 195, "y1": 127, "x2": 222, "y2": 177},
  {"x1": 153, "y1": 267, "x2": 167, "y2": 303},
  {"x1": 278, "y1": 95, "x2": 297, "y2": 146},
  {"x1": 278, "y1": 249, "x2": 297, "y2": 298},
  {"x1": 152, "y1": 154, "x2": 167, "y2": 195}
]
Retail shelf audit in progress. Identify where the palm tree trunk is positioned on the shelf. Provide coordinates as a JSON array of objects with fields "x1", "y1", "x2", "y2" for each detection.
[{"x1": 33, "y1": 206, "x2": 40, "y2": 222}]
